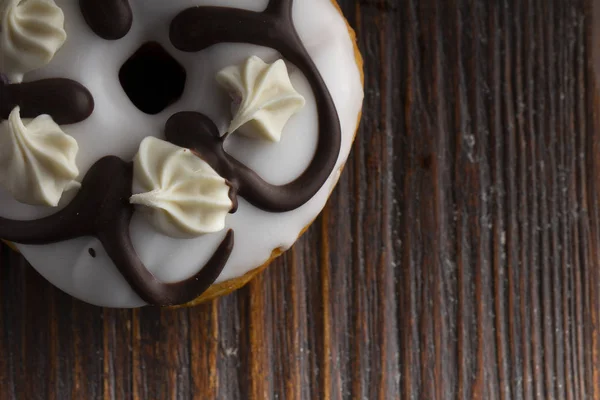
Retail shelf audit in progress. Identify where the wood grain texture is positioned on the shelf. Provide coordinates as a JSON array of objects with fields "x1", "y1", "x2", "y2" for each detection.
[{"x1": 1, "y1": 0, "x2": 600, "y2": 398}]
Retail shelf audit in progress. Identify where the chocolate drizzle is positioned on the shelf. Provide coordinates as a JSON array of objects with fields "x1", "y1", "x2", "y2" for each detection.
[
  {"x1": 79, "y1": 0, "x2": 133, "y2": 40},
  {"x1": 170, "y1": 2, "x2": 341, "y2": 211},
  {"x1": 0, "y1": 0, "x2": 344, "y2": 306},
  {"x1": 0, "y1": 157, "x2": 233, "y2": 306},
  {"x1": 0, "y1": 78, "x2": 94, "y2": 125}
]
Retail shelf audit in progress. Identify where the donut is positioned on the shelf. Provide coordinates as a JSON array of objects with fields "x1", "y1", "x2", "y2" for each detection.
[{"x1": 0, "y1": 0, "x2": 363, "y2": 307}]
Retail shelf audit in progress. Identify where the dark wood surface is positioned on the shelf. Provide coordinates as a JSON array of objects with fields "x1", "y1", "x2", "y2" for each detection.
[{"x1": 2, "y1": 0, "x2": 600, "y2": 398}]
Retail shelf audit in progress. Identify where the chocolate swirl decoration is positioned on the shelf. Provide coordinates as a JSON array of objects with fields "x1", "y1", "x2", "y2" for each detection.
[
  {"x1": 0, "y1": 156, "x2": 234, "y2": 306},
  {"x1": 170, "y1": 0, "x2": 342, "y2": 212},
  {"x1": 79, "y1": 0, "x2": 133, "y2": 40},
  {"x1": 0, "y1": 78, "x2": 94, "y2": 125}
]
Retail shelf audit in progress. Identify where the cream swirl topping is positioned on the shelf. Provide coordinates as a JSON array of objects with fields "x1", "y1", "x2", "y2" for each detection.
[
  {"x1": 0, "y1": 0, "x2": 67, "y2": 82},
  {"x1": 131, "y1": 137, "x2": 233, "y2": 239},
  {"x1": 0, "y1": 106, "x2": 80, "y2": 206},
  {"x1": 217, "y1": 56, "x2": 306, "y2": 142}
]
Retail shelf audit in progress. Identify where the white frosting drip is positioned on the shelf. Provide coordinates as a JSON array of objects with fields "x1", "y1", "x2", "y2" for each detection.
[
  {"x1": 217, "y1": 56, "x2": 305, "y2": 142},
  {"x1": 0, "y1": 106, "x2": 79, "y2": 207},
  {"x1": 0, "y1": 0, "x2": 67, "y2": 82},
  {"x1": 131, "y1": 137, "x2": 233, "y2": 238},
  {"x1": 1, "y1": 0, "x2": 364, "y2": 307}
]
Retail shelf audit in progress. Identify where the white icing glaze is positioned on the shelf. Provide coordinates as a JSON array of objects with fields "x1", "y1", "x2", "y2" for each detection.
[
  {"x1": 0, "y1": 0, "x2": 363, "y2": 307},
  {"x1": 217, "y1": 56, "x2": 305, "y2": 142},
  {"x1": 0, "y1": 0, "x2": 67, "y2": 82},
  {"x1": 0, "y1": 106, "x2": 79, "y2": 206},
  {"x1": 131, "y1": 137, "x2": 233, "y2": 238}
]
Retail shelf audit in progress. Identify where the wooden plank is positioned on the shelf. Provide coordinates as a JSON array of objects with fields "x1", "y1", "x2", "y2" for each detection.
[
  {"x1": 102, "y1": 309, "x2": 133, "y2": 400},
  {"x1": 0, "y1": 0, "x2": 598, "y2": 398}
]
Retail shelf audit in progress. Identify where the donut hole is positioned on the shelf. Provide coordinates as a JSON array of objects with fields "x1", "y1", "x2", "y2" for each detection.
[{"x1": 119, "y1": 42, "x2": 186, "y2": 115}]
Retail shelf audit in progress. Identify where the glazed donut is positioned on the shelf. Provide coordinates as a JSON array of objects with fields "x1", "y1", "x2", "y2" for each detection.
[{"x1": 0, "y1": 0, "x2": 363, "y2": 307}]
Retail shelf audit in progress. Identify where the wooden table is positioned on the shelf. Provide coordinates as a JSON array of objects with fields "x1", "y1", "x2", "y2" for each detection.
[{"x1": 1, "y1": 0, "x2": 600, "y2": 398}]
